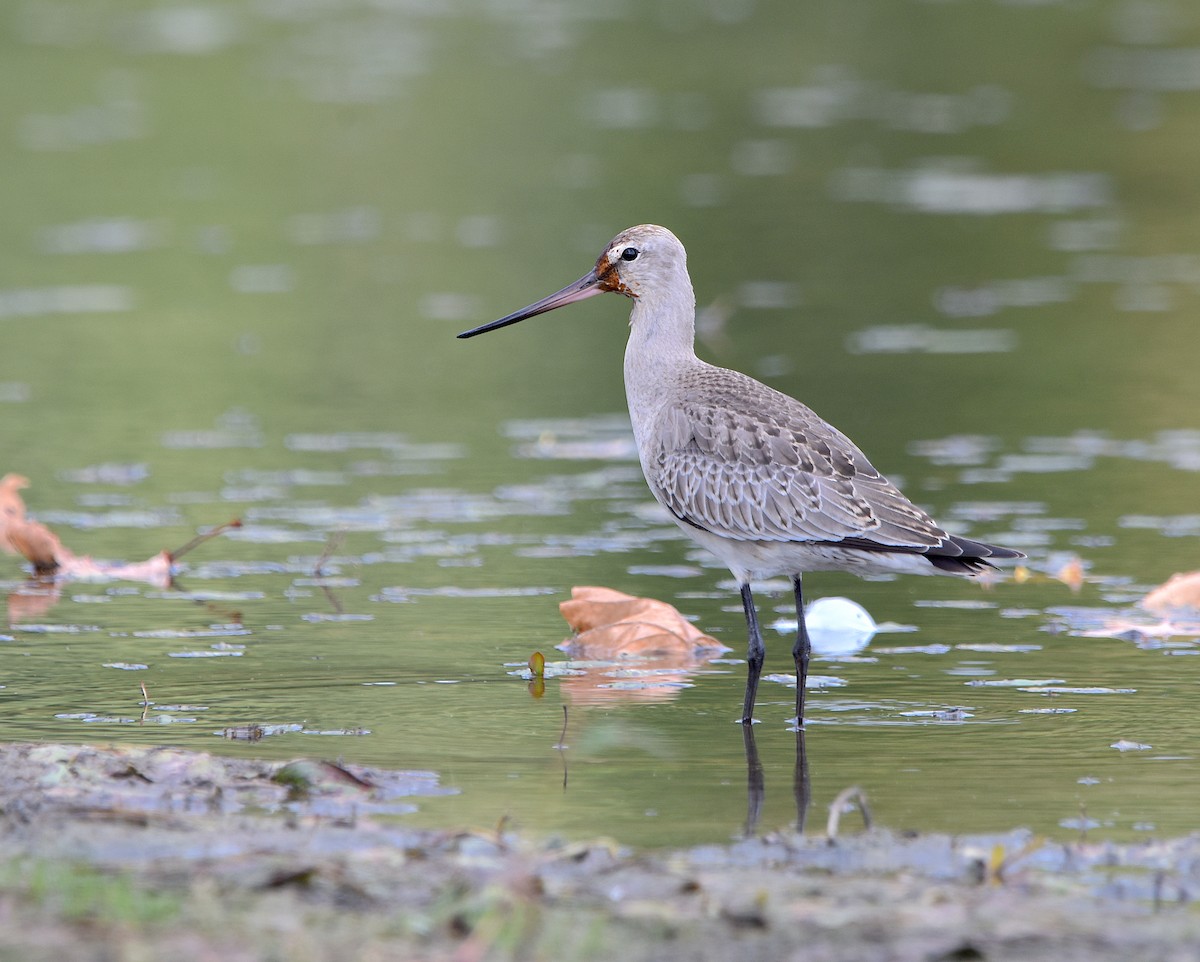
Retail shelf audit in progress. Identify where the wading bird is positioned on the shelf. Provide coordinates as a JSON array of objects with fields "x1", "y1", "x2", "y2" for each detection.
[{"x1": 458, "y1": 225, "x2": 1023, "y2": 726}]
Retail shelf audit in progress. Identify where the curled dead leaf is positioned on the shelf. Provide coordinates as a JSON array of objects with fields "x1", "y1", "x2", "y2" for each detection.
[
  {"x1": 2, "y1": 472, "x2": 237, "y2": 591},
  {"x1": 0, "y1": 475, "x2": 70, "y2": 571},
  {"x1": 0, "y1": 473, "x2": 31, "y2": 555},
  {"x1": 4, "y1": 519, "x2": 70, "y2": 573},
  {"x1": 0, "y1": 474, "x2": 28, "y2": 518},
  {"x1": 558, "y1": 586, "x2": 728, "y2": 660},
  {"x1": 549, "y1": 587, "x2": 733, "y2": 705}
]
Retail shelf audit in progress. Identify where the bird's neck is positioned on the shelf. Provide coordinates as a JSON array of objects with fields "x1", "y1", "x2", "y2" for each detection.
[
  {"x1": 625, "y1": 276, "x2": 698, "y2": 354},
  {"x1": 622, "y1": 279, "x2": 699, "y2": 439}
]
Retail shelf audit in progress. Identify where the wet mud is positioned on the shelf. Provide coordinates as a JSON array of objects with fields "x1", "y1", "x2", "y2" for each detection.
[{"x1": 0, "y1": 742, "x2": 1197, "y2": 961}]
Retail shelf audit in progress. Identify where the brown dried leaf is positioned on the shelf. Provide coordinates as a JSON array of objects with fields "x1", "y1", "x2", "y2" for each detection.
[
  {"x1": 0, "y1": 473, "x2": 30, "y2": 554},
  {"x1": 1143, "y1": 571, "x2": 1200, "y2": 615},
  {"x1": 4, "y1": 519, "x2": 69, "y2": 573},
  {"x1": 0, "y1": 475, "x2": 70, "y2": 572},
  {"x1": 558, "y1": 586, "x2": 727, "y2": 660},
  {"x1": 2, "y1": 473, "x2": 189, "y2": 587},
  {"x1": 0, "y1": 473, "x2": 28, "y2": 517}
]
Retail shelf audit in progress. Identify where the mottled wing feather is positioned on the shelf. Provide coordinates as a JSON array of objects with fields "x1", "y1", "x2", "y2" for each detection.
[{"x1": 650, "y1": 373, "x2": 952, "y2": 552}]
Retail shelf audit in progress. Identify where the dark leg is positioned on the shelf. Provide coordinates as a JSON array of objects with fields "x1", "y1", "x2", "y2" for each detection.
[
  {"x1": 792, "y1": 575, "x2": 811, "y2": 728},
  {"x1": 740, "y1": 582, "x2": 765, "y2": 724}
]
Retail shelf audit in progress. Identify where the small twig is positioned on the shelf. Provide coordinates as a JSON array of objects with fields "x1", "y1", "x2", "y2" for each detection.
[
  {"x1": 555, "y1": 705, "x2": 569, "y2": 749},
  {"x1": 169, "y1": 518, "x2": 242, "y2": 561},
  {"x1": 320, "y1": 583, "x2": 345, "y2": 616},
  {"x1": 556, "y1": 705, "x2": 569, "y2": 791},
  {"x1": 314, "y1": 529, "x2": 346, "y2": 577},
  {"x1": 825, "y1": 785, "x2": 872, "y2": 841},
  {"x1": 989, "y1": 835, "x2": 1047, "y2": 885},
  {"x1": 495, "y1": 813, "x2": 512, "y2": 851}
]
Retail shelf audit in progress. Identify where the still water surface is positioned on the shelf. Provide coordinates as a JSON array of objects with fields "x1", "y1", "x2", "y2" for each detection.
[{"x1": 2, "y1": 0, "x2": 1200, "y2": 848}]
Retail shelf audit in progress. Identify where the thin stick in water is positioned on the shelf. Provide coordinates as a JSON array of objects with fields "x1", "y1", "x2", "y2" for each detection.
[
  {"x1": 170, "y1": 518, "x2": 243, "y2": 562},
  {"x1": 314, "y1": 529, "x2": 346, "y2": 577}
]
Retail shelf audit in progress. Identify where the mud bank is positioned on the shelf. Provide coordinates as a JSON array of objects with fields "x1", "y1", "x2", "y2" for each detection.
[{"x1": 0, "y1": 743, "x2": 1196, "y2": 962}]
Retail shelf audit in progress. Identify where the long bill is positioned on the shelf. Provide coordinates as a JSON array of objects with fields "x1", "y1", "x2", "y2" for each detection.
[{"x1": 457, "y1": 270, "x2": 605, "y2": 339}]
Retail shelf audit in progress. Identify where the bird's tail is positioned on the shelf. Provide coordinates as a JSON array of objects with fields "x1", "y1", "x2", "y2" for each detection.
[{"x1": 926, "y1": 535, "x2": 1024, "y2": 575}]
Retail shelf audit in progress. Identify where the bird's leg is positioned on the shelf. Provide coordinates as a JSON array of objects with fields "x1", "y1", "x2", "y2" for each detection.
[
  {"x1": 792, "y1": 575, "x2": 811, "y2": 727},
  {"x1": 740, "y1": 582, "x2": 764, "y2": 724}
]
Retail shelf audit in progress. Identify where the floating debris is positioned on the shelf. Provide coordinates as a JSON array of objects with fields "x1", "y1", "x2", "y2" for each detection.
[
  {"x1": 558, "y1": 585, "x2": 729, "y2": 661},
  {"x1": 897, "y1": 708, "x2": 974, "y2": 721},
  {"x1": 1143, "y1": 571, "x2": 1200, "y2": 615}
]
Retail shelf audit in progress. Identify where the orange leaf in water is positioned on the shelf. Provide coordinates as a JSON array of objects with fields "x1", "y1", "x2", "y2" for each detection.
[
  {"x1": 528, "y1": 651, "x2": 546, "y2": 677},
  {"x1": 1054, "y1": 556, "x2": 1085, "y2": 592},
  {"x1": 2, "y1": 472, "x2": 235, "y2": 588},
  {"x1": 5, "y1": 520, "x2": 70, "y2": 574},
  {"x1": 0, "y1": 474, "x2": 72, "y2": 572},
  {"x1": 1143, "y1": 571, "x2": 1200, "y2": 615},
  {"x1": 0, "y1": 473, "x2": 30, "y2": 555},
  {"x1": 558, "y1": 586, "x2": 727, "y2": 660}
]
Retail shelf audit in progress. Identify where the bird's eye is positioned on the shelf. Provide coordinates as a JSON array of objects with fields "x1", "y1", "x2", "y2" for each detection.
[{"x1": 620, "y1": 247, "x2": 639, "y2": 261}]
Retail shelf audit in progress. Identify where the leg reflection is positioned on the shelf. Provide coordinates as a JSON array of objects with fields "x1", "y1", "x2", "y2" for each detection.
[
  {"x1": 794, "y1": 727, "x2": 811, "y2": 833},
  {"x1": 742, "y1": 723, "x2": 764, "y2": 837},
  {"x1": 739, "y1": 724, "x2": 813, "y2": 836}
]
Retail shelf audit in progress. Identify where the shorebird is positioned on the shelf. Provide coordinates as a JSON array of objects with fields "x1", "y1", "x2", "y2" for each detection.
[{"x1": 458, "y1": 225, "x2": 1023, "y2": 726}]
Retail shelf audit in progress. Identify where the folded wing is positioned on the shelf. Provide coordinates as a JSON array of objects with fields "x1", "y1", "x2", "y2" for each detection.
[{"x1": 647, "y1": 373, "x2": 1019, "y2": 569}]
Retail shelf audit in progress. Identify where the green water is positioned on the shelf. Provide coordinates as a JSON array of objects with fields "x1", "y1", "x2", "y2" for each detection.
[{"x1": 2, "y1": 0, "x2": 1200, "y2": 848}]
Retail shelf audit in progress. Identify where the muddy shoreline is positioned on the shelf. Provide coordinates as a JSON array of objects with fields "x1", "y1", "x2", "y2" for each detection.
[{"x1": 0, "y1": 742, "x2": 1196, "y2": 960}]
